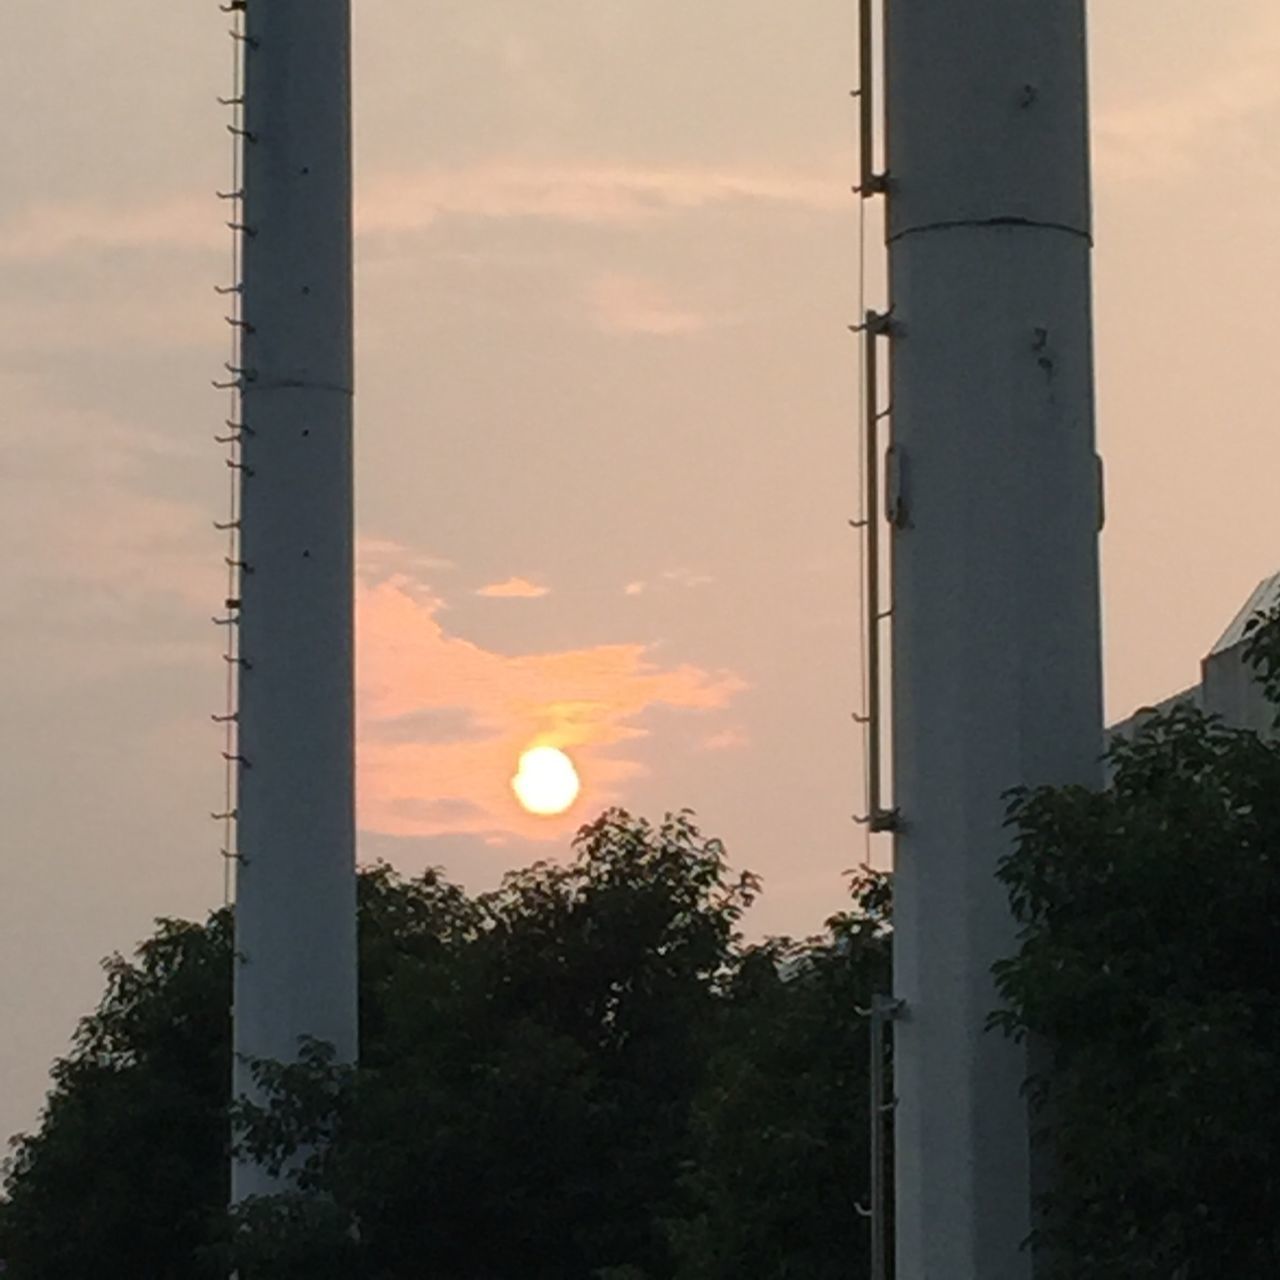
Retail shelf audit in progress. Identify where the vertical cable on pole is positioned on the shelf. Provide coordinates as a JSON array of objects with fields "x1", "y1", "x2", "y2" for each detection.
[
  {"x1": 215, "y1": 0, "x2": 249, "y2": 908},
  {"x1": 852, "y1": 3, "x2": 874, "y2": 872},
  {"x1": 854, "y1": 124, "x2": 873, "y2": 875},
  {"x1": 868, "y1": 994, "x2": 903, "y2": 1280},
  {"x1": 862, "y1": 308, "x2": 882, "y2": 826},
  {"x1": 853, "y1": 0, "x2": 897, "y2": 836},
  {"x1": 860, "y1": 311, "x2": 897, "y2": 834},
  {"x1": 856, "y1": 0, "x2": 887, "y2": 198},
  {"x1": 853, "y1": 4, "x2": 901, "y2": 1276}
]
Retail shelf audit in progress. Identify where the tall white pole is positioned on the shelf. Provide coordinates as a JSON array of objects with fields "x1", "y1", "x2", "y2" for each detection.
[
  {"x1": 230, "y1": 0, "x2": 358, "y2": 1204},
  {"x1": 884, "y1": 3, "x2": 1103, "y2": 1276}
]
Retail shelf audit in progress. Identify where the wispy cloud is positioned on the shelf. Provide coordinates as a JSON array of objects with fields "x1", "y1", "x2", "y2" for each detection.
[
  {"x1": 359, "y1": 538, "x2": 454, "y2": 579},
  {"x1": 475, "y1": 576, "x2": 550, "y2": 599},
  {"x1": 0, "y1": 288, "x2": 219, "y2": 355},
  {"x1": 1, "y1": 375, "x2": 215, "y2": 620},
  {"x1": 0, "y1": 160, "x2": 846, "y2": 265},
  {"x1": 357, "y1": 567, "x2": 745, "y2": 842},
  {"x1": 358, "y1": 161, "x2": 846, "y2": 236},
  {"x1": 1096, "y1": 73, "x2": 1280, "y2": 182},
  {"x1": 0, "y1": 373, "x2": 217, "y2": 692},
  {"x1": 1095, "y1": 10, "x2": 1280, "y2": 183},
  {"x1": 662, "y1": 567, "x2": 715, "y2": 589},
  {"x1": 586, "y1": 273, "x2": 711, "y2": 337},
  {"x1": 0, "y1": 193, "x2": 217, "y2": 263},
  {"x1": 619, "y1": 569, "x2": 714, "y2": 598}
]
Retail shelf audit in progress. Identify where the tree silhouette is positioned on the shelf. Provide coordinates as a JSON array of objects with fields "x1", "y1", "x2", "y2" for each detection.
[
  {"x1": 992, "y1": 606, "x2": 1280, "y2": 1279},
  {"x1": 2, "y1": 811, "x2": 887, "y2": 1280}
]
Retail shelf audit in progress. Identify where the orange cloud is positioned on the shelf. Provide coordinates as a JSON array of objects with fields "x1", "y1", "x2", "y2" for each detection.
[
  {"x1": 475, "y1": 576, "x2": 550, "y2": 599},
  {"x1": 357, "y1": 572, "x2": 745, "y2": 842}
]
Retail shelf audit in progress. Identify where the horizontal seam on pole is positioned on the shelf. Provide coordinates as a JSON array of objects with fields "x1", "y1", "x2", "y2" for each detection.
[
  {"x1": 889, "y1": 217, "x2": 1092, "y2": 245},
  {"x1": 242, "y1": 380, "x2": 355, "y2": 395}
]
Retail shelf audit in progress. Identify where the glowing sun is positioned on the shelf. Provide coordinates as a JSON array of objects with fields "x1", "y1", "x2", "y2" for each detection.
[{"x1": 511, "y1": 746, "x2": 581, "y2": 816}]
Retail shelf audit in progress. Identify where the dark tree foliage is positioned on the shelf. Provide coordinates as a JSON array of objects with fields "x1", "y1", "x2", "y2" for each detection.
[
  {"x1": 670, "y1": 869, "x2": 891, "y2": 1280},
  {"x1": 1245, "y1": 605, "x2": 1280, "y2": 724},
  {"x1": 992, "y1": 607, "x2": 1280, "y2": 1279},
  {"x1": 1, "y1": 810, "x2": 889, "y2": 1280},
  {"x1": 0, "y1": 914, "x2": 233, "y2": 1279}
]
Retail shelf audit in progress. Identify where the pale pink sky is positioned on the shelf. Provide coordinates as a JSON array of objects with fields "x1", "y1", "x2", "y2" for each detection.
[{"x1": 2, "y1": 0, "x2": 1278, "y2": 1147}]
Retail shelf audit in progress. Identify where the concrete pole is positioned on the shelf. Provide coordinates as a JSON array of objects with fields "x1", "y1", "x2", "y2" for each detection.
[
  {"x1": 884, "y1": 3, "x2": 1103, "y2": 1276},
  {"x1": 231, "y1": 0, "x2": 358, "y2": 1204}
]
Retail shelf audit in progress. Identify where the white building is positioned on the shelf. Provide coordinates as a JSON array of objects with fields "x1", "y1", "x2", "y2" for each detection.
[{"x1": 1111, "y1": 572, "x2": 1280, "y2": 741}]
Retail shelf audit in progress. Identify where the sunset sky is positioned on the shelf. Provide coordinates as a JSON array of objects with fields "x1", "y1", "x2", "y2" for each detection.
[{"x1": 3, "y1": 0, "x2": 1279, "y2": 1147}]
